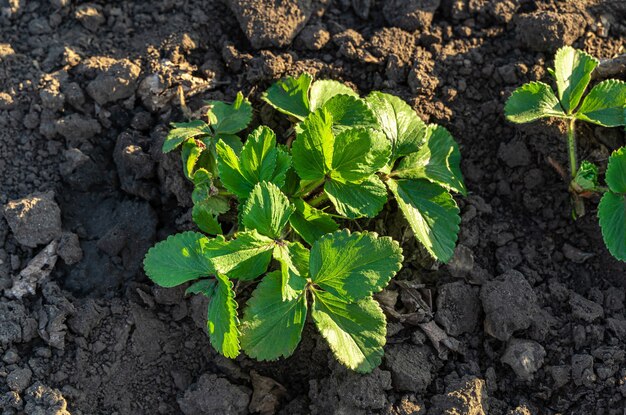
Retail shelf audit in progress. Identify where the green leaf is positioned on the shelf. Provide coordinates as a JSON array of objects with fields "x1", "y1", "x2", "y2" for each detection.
[
  {"x1": 606, "y1": 147, "x2": 626, "y2": 194},
  {"x1": 207, "y1": 92, "x2": 253, "y2": 135},
  {"x1": 387, "y1": 178, "x2": 460, "y2": 263},
  {"x1": 310, "y1": 80, "x2": 358, "y2": 110},
  {"x1": 322, "y1": 95, "x2": 378, "y2": 131},
  {"x1": 331, "y1": 129, "x2": 391, "y2": 182},
  {"x1": 504, "y1": 81, "x2": 566, "y2": 123},
  {"x1": 191, "y1": 169, "x2": 215, "y2": 204},
  {"x1": 325, "y1": 175, "x2": 388, "y2": 219},
  {"x1": 598, "y1": 192, "x2": 626, "y2": 261},
  {"x1": 182, "y1": 139, "x2": 203, "y2": 179},
  {"x1": 576, "y1": 80, "x2": 626, "y2": 127},
  {"x1": 242, "y1": 182, "x2": 295, "y2": 239},
  {"x1": 292, "y1": 108, "x2": 335, "y2": 180},
  {"x1": 215, "y1": 134, "x2": 244, "y2": 154},
  {"x1": 311, "y1": 291, "x2": 386, "y2": 373},
  {"x1": 216, "y1": 126, "x2": 291, "y2": 199},
  {"x1": 262, "y1": 74, "x2": 312, "y2": 120},
  {"x1": 207, "y1": 273, "x2": 240, "y2": 358},
  {"x1": 553, "y1": 46, "x2": 599, "y2": 114},
  {"x1": 240, "y1": 271, "x2": 307, "y2": 360},
  {"x1": 185, "y1": 279, "x2": 217, "y2": 297},
  {"x1": 394, "y1": 125, "x2": 466, "y2": 195},
  {"x1": 192, "y1": 202, "x2": 223, "y2": 235},
  {"x1": 208, "y1": 231, "x2": 275, "y2": 280},
  {"x1": 309, "y1": 230, "x2": 403, "y2": 302},
  {"x1": 365, "y1": 91, "x2": 428, "y2": 162},
  {"x1": 163, "y1": 120, "x2": 212, "y2": 153},
  {"x1": 289, "y1": 198, "x2": 339, "y2": 245},
  {"x1": 273, "y1": 242, "x2": 310, "y2": 300},
  {"x1": 572, "y1": 161, "x2": 599, "y2": 192},
  {"x1": 143, "y1": 232, "x2": 215, "y2": 287}
]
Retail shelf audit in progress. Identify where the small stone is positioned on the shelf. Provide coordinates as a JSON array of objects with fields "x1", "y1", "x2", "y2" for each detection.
[
  {"x1": 3, "y1": 191, "x2": 62, "y2": 248},
  {"x1": 57, "y1": 232, "x2": 83, "y2": 265},
  {"x1": 570, "y1": 293, "x2": 604, "y2": 323},
  {"x1": 550, "y1": 365, "x2": 571, "y2": 388},
  {"x1": 480, "y1": 270, "x2": 538, "y2": 341},
  {"x1": 501, "y1": 338, "x2": 546, "y2": 380},
  {"x1": 7, "y1": 367, "x2": 32, "y2": 392},
  {"x1": 435, "y1": 281, "x2": 480, "y2": 336},
  {"x1": 3, "y1": 350, "x2": 19, "y2": 364},
  {"x1": 385, "y1": 344, "x2": 435, "y2": 393}
]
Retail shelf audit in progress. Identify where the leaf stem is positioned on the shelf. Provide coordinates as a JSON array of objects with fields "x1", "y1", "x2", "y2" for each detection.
[
  {"x1": 308, "y1": 192, "x2": 329, "y2": 208},
  {"x1": 295, "y1": 178, "x2": 325, "y2": 198},
  {"x1": 567, "y1": 118, "x2": 578, "y2": 178}
]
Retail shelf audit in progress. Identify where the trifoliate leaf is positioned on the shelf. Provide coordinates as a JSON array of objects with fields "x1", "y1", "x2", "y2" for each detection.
[
  {"x1": 572, "y1": 161, "x2": 599, "y2": 192},
  {"x1": 206, "y1": 91, "x2": 253, "y2": 135},
  {"x1": 322, "y1": 95, "x2": 378, "y2": 131},
  {"x1": 262, "y1": 74, "x2": 312, "y2": 120},
  {"x1": 553, "y1": 46, "x2": 599, "y2": 114},
  {"x1": 309, "y1": 80, "x2": 358, "y2": 110},
  {"x1": 605, "y1": 147, "x2": 626, "y2": 194},
  {"x1": 365, "y1": 91, "x2": 428, "y2": 162},
  {"x1": 192, "y1": 202, "x2": 223, "y2": 235},
  {"x1": 394, "y1": 125, "x2": 466, "y2": 195},
  {"x1": 325, "y1": 175, "x2": 388, "y2": 219},
  {"x1": 309, "y1": 230, "x2": 403, "y2": 302},
  {"x1": 289, "y1": 198, "x2": 339, "y2": 245},
  {"x1": 207, "y1": 231, "x2": 275, "y2": 280},
  {"x1": 191, "y1": 169, "x2": 215, "y2": 204},
  {"x1": 504, "y1": 81, "x2": 566, "y2": 123},
  {"x1": 576, "y1": 80, "x2": 626, "y2": 127},
  {"x1": 240, "y1": 271, "x2": 307, "y2": 360},
  {"x1": 163, "y1": 120, "x2": 212, "y2": 153},
  {"x1": 331, "y1": 129, "x2": 391, "y2": 182},
  {"x1": 143, "y1": 232, "x2": 215, "y2": 287},
  {"x1": 598, "y1": 192, "x2": 626, "y2": 262},
  {"x1": 387, "y1": 178, "x2": 460, "y2": 263},
  {"x1": 292, "y1": 108, "x2": 334, "y2": 180},
  {"x1": 182, "y1": 139, "x2": 203, "y2": 179},
  {"x1": 242, "y1": 182, "x2": 295, "y2": 239},
  {"x1": 207, "y1": 273, "x2": 240, "y2": 358},
  {"x1": 273, "y1": 242, "x2": 310, "y2": 300},
  {"x1": 185, "y1": 279, "x2": 217, "y2": 297},
  {"x1": 311, "y1": 291, "x2": 386, "y2": 373},
  {"x1": 216, "y1": 126, "x2": 291, "y2": 199}
]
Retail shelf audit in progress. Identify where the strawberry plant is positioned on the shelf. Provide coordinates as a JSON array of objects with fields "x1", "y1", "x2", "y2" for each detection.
[
  {"x1": 505, "y1": 46, "x2": 626, "y2": 261},
  {"x1": 144, "y1": 76, "x2": 466, "y2": 372}
]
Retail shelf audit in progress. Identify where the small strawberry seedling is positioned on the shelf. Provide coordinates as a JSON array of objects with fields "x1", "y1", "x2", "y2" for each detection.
[
  {"x1": 505, "y1": 46, "x2": 626, "y2": 261},
  {"x1": 144, "y1": 76, "x2": 466, "y2": 372}
]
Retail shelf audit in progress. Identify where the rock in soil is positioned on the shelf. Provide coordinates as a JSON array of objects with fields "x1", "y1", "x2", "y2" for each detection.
[
  {"x1": 84, "y1": 57, "x2": 141, "y2": 105},
  {"x1": 480, "y1": 270, "x2": 539, "y2": 341},
  {"x1": 501, "y1": 338, "x2": 546, "y2": 380},
  {"x1": 177, "y1": 373, "x2": 251, "y2": 415},
  {"x1": 3, "y1": 191, "x2": 62, "y2": 248}
]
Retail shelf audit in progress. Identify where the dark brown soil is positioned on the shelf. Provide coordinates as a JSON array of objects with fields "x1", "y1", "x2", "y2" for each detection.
[{"x1": 1, "y1": 0, "x2": 625, "y2": 414}]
